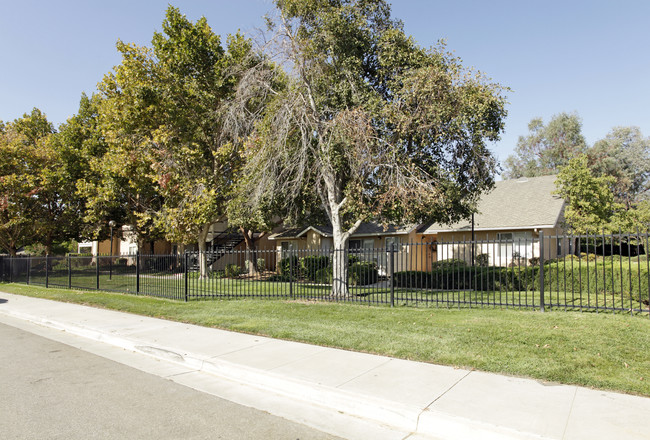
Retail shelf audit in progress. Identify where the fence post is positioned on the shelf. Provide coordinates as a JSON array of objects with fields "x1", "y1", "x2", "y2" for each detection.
[
  {"x1": 539, "y1": 231, "x2": 545, "y2": 312},
  {"x1": 136, "y1": 251, "x2": 140, "y2": 294},
  {"x1": 390, "y1": 244, "x2": 395, "y2": 307},
  {"x1": 67, "y1": 254, "x2": 72, "y2": 289},
  {"x1": 45, "y1": 254, "x2": 49, "y2": 288},
  {"x1": 184, "y1": 252, "x2": 189, "y2": 302},
  {"x1": 9, "y1": 256, "x2": 13, "y2": 283},
  {"x1": 26, "y1": 255, "x2": 31, "y2": 285},
  {"x1": 96, "y1": 254, "x2": 100, "y2": 290},
  {"x1": 289, "y1": 251, "x2": 294, "y2": 299}
]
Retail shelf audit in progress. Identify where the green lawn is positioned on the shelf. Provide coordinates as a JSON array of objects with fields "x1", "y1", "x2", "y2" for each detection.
[
  {"x1": 1, "y1": 282, "x2": 649, "y2": 397},
  {"x1": 20, "y1": 268, "x2": 650, "y2": 314}
]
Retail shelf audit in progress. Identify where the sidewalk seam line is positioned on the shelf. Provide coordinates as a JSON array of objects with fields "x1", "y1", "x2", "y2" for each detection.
[
  {"x1": 561, "y1": 387, "x2": 578, "y2": 440},
  {"x1": 335, "y1": 358, "x2": 393, "y2": 388},
  {"x1": 414, "y1": 368, "x2": 473, "y2": 432}
]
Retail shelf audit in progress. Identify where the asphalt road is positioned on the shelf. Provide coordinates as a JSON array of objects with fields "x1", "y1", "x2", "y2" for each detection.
[{"x1": 0, "y1": 322, "x2": 341, "y2": 440}]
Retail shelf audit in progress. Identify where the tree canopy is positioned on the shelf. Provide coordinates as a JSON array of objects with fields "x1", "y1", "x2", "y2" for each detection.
[
  {"x1": 503, "y1": 112, "x2": 587, "y2": 179},
  {"x1": 239, "y1": 0, "x2": 508, "y2": 295},
  {"x1": 588, "y1": 126, "x2": 650, "y2": 208},
  {"x1": 0, "y1": 109, "x2": 83, "y2": 255}
]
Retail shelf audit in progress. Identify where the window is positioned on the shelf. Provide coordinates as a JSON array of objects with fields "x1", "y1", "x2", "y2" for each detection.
[
  {"x1": 497, "y1": 232, "x2": 532, "y2": 260},
  {"x1": 281, "y1": 241, "x2": 296, "y2": 258},
  {"x1": 385, "y1": 236, "x2": 400, "y2": 251}
]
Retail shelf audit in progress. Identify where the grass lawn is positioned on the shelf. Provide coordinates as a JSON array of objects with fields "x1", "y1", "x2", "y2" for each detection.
[
  {"x1": 1, "y1": 282, "x2": 649, "y2": 397},
  {"x1": 22, "y1": 270, "x2": 650, "y2": 313}
]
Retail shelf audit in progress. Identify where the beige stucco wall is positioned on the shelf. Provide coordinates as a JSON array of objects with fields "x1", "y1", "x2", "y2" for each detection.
[
  {"x1": 431, "y1": 228, "x2": 566, "y2": 267},
  {"x1": 270, "y1": 231, "x2": 434, "y2": 274}
]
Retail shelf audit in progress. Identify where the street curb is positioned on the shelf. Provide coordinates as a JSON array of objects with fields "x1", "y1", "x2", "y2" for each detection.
[{"x1": 0, "y1": 307, "x2": 554, "y2": 440}]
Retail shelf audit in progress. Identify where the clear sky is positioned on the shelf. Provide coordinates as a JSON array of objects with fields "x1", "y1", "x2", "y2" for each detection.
[{"x1": 1, "y1": 0, "x2": 649, "y2": 173}]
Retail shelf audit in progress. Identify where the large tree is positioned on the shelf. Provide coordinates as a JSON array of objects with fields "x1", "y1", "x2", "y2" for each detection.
[
  {"x1": 588, "y1": 126, "x2": 650, "y2": 208},
  {"x1": 147, "y1": 8, "x2": 258, "y2": 277},
  {"x1": 555, "y1": 155, "x2": 625, "y2": 234},
  {"x1": 503, "y1": 112, "x2": 587, "y2": 179},
  {"x1": 79, "y1": 46, "x2": 167, "y2": 251},
  {"x1": 0, "y1": 109, "x2": 84, "y2": 255},
  {"x1": 89, "y1": 7, "x2": 262, "y2": 276},
  {"x1": 240, "y1": 0, "x2": 507, "y2": 296},
  {"x1": 0, "y1": 112, "x2": 47, "y2": 255},
  {"x1": 56, "y1": 93, "x2": 113, "y2": 242}
]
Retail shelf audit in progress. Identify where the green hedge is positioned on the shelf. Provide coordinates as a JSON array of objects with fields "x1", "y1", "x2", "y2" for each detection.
[
  {"x1": 307, "y1": 261, "x2": 378, "y2": 286},
  {"x1": 393, "y1": 261, "x2": 650, "y2": 303},
  {"x1": 300, "y1": 255, "x2": 330, "y2": 281},
  {"x1": 349, "y1": 261, "x2": 379, "y2": 286},
  {"x1": 279, "y1": 255, "x2": 300, "y2": 277}
]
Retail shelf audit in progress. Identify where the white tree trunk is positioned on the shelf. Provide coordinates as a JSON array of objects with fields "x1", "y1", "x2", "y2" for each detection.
[
  {"x1": 197, "y1": 224, "x2": 210, "y2": 279},
  {"x1": 331, "y1": 230, "x2": 349, "y2": 297}
]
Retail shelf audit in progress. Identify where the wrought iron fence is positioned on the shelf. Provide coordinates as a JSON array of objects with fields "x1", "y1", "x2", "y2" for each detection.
[{"x1": 1, "y1": 232, "x2": 649, "y2": 316}]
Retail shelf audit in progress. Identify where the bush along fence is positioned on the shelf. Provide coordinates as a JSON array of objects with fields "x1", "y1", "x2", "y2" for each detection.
[{"x1": 1, "y1": 231, "x2": 649, "y2": 316}]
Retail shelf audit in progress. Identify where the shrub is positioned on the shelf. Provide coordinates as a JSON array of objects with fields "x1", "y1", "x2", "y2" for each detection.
[
  {"x1": 256, "y1": 258, "x2": 266, "y2": 272},
  {"x1": 348, "y1": 255, "x2": 360, "y2": 265},
  {"x1": 279, "y1": 255, "x2": 300, "y2": 276},
  {"x1": 224, "y1": 264, "x2": 242, "y2": 278},
  {"x1": 349, "y1": 261, "x2": 378, "y2": 286},
  {"x1": 313, "y1": 266, "x2": 333, "y2": 284},
  {"x1": 393, "y1": 271, "x2": 433, "y2": 288},
  {"x1": 432, "y1": 259, "x2": 467, "y2": 270},
  {"x1": 474, "y1": 253, "x2": 489, "y2": 267},
  {"x1": 529, "y1": 257, "x2": 540, "y2": 266},
  {"x1": 579, "y1": 253, "x2": 598, "y2": 262},
  {"x1": 300, "y1": 255, "x2": 330, "y2": 281}
]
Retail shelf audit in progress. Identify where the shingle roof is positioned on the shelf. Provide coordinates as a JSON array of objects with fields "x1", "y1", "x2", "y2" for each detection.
[
  {"x1": 268, "y1": 222, "x2": 415, "y2": 240},
  {"x1": 418, "y1": 175, "x2": 565, "y2": 234}
]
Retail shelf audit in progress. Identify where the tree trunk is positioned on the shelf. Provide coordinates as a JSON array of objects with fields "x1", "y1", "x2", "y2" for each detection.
[
  {"x1": 197, "y1": 224, "x2": 210, "y2": 279},
  {"x1": 322, "y1": 172, "x2": 362, "y2": 298},
  {"x1": 240, "y1": 226, "x2": 259, "y2": 277},
  {"x1": 331, "y1": 230, "x2": 350, "y2": 297},
  {"x1": 45, "y1": 232, "x2": 53, "y2": 257}
]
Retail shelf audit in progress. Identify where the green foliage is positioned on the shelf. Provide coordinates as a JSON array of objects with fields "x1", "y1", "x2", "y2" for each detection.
[
  {"x1": 24, "y1": 240, "x2": 78, "y2": 256},
  {"x1": 240, "y1": 0, "x2": 507, "y2": 296},
  {"x1": 394, "y1": 258, "x2": 650, "y2": 304},
  {"x1": 256, "y1": 258, "x2": 266, "y2": 272},
  {"x1": 300, "y1": 255, "x2": 330, "y2": 281},
  {"x1": 555, "y1": 155, "x2": 625, "y2": 233},
  {"x1": 474, "y1": 253, "x2": 489, "y2": 267},
  {"x1": 0, "y1": 108, "x2": 83, "y2": 255},
  {"x1": 503, "y1": 112, "x2": 587, "y2": 179},
  {"x1": 313, "y1": 266, "x2": 333, "y2": 284},
  {"x1": 279, "y1": 255, "x2": 300, "y2": 277},
  {"x1": 588, "y1": 126, "x2": 650, "y2": 208},
  {"x1": 432, "y1": 259, "x2": 467, "y2": 270},
  {"x1": 224, "y1": 264, "x2": 242, "y2": 278},
  {"x1": 349, "y1": 261, "x2": 379, "y2": 286}
]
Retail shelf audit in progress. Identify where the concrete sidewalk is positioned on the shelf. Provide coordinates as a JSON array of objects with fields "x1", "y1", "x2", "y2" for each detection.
[{"x1": 0, "y1": 292, "x2": 648, "y2": 440}]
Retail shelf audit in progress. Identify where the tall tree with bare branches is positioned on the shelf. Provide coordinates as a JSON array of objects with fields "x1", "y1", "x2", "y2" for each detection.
[{"x1": 240, "y1": 0, "x2": 508, "y2": 296}]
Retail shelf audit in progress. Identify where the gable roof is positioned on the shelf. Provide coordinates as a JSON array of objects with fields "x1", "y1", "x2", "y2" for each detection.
[
  {"x1": 418, "y1": 175, "x2": 565, "y2": 234},
  {"x1": 269, "y1": 222, "x2": 416, "y2": 240}
]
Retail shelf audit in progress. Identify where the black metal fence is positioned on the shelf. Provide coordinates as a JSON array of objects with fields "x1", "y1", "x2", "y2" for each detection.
[{"x1": 1, "y1": 232, "x2": 649, "y2": 316}]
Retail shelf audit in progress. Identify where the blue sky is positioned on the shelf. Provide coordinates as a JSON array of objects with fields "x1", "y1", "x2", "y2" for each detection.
[{"x1": 1, "y1": 0, "x2": 648, "y2": 172}]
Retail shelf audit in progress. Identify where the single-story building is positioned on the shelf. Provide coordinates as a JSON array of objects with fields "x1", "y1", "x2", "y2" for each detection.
[
  {"x1": 419, "y1": 174, "x2": 568, "y2": 266},
  {"x1": 268, "y1": 175, "x2": 568, "y2": 269}
]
